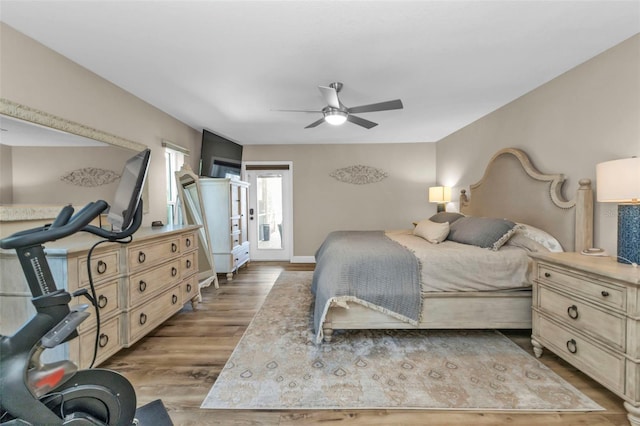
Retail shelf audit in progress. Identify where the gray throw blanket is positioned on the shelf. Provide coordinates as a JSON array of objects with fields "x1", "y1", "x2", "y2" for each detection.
[{"x1": 311, "y1": 231, "x2": 421, "y2": 343}]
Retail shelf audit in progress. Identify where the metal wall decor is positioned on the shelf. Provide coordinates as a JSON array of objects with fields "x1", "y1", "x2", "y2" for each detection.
[
  {"x1": 329, "y1": 165, "x2": 388, "y2": 185},
  {"x1": 60, "y1": 167, "x2": 120, "y2": 187}
]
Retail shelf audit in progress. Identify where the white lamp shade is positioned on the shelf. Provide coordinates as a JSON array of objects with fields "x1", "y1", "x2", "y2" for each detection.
[
  {"x1": 324, "y1": 110, "x2": 348, "y2": 126},
  {"x1": 596, "y1": 157, "x2": 640, "y2": 203},
  {"x1": 429, "y1": 186, "x2": 452, "y2": 203}
]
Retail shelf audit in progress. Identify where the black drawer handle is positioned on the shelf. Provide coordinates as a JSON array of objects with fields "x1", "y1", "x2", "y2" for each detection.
[
  {"x1": 544, "y1": 272, "x2": 551, "y2": 278},
  {"x1": 98, "y1": 333, "x2": 109, "y2": 348},
  {"x1": 139, "y1": 313, "x2": 147, "y2": 325},
  {"x1": 171, "y1": 242, "x2": 178, "y2": 253},
  {"x1": 172, "y1": 294, "x2": 178, "y2": 305},
  {"x1": 186, "y1": 283, "x2": 192, "y2": 292},
  {"x1": 567, "y1": 305, "x2": 579, "y2": 320},
  {"x1": 566, "y1": 338, "x2": 577, "y2": 354},
  {"x1": 601, "y1": 291, "x2": 610, "y2": 297},
  {"x1": 97, "y1": 295, "x2": 108, "y2": 309},
  {"x1": 186, "y1": 259, "x2": 192, "y2": 268},
  {"x1": 139, "y1": 280, "x2": 147, "y2": 292},
  {"x1": 138, "y1": 251, "x2": 146, "y2": 264},
  {"x1": 96, "y1": 260, "x2": 107, "y2": 274},
  {"x1": 171, "y1": 267, "x2": 178, "y2": 277},
  {"x1": 185, "y1": 238, "x2": 191, "y2": 247}
]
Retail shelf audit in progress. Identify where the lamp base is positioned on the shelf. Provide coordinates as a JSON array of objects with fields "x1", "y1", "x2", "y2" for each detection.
[
  {"x1": 437, "y1": 203, "x2": 446, "y2": 213},
  {"x1": 618, "y1": 204, "x2": 640, "y2": 265}
]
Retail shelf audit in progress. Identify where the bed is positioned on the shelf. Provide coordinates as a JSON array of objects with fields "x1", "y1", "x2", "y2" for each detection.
[{"x1": 313, "y1": 148, "x2": 593, "y2": 343}]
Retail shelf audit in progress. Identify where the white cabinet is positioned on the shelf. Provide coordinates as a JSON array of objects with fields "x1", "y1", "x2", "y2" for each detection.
[{"x1": 199, "y1": 178, "x2": 250, "y2": 281}]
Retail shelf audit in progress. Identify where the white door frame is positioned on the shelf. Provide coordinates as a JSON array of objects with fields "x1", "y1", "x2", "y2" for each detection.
[{"x1": 242, "y1": 161, "x2": 293, "y2": 262}]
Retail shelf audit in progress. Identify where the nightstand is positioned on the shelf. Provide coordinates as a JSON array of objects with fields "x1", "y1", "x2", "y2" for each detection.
[{"x1": 530, "y1": 252, "x2": 640, "y2": 425}]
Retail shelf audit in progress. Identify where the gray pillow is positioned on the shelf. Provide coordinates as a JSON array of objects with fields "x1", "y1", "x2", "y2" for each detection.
[
  {"x1": 447, "y1": 216, "x2": 519, "y2": 251},
  {"x1": 429, "y1": 212, "x2": 465, "y2": 224}
]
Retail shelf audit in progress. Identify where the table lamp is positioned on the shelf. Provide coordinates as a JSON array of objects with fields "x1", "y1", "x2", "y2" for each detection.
[
  {"x1": 596, "y1": 157, "x2": 640, "y2": 265},
  {"x1": 429, "y1": 186, "x2": 451, "y2": 213}
]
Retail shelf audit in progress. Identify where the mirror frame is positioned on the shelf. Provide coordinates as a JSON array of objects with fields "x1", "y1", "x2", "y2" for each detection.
[
  {"x1": 0, "y1": 98, "x2": 147, "y2": 152},
  {"x1": 175, "y1": 163, "x2": 218, "y2": 289}
]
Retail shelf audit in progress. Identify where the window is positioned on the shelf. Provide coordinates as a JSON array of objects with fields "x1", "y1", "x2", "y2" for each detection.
[{"x1": 163, "y1": 140, "x2": 189, "y2": 226}]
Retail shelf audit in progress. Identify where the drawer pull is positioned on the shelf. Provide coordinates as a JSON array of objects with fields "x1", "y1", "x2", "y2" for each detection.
[
  {"x1": 138, "y1": 251, "x2": 146, "y2": 264},
  {"x1": 567, "y1": 305, "x2": 579, "y2": 320},
  {"x1": 172, "y1": 294, "x2": 178, "y2": 305},
  {"x1": 98, "y1": 333, "x2": 109, "y2": 348},
  {"x1": 139, "y1": 313, "x2": 147, "y2": 325},
  {"x1": 97, "y1": 295, "x2": 108, "y2": 309},
  {"x1": 139, "y1": 280, "x2": 147, "y2": 292},
  {"x1": 171, "y1": 242, "x2": 178, "y2": 253},
  {"x1": 171, "y1": 267, "x2": 178, "y2": 277},
  {"x1": 601, "y1": 291, "x2": 610, "y2": 297},
  {"x1": 186, "y1": 283, "x2": 192, "y2": 292},
  {"x1": 566, "y1": 338, "x2": 577, "y2": 354},
  {"x1": 186, "y1": 238, "x2": 191, "y2": 247},
  {"x1": 96, "y1": 260, "x2": 107, "y2": 274},
  {"x1": 544, "y1": 272, "x2": 551, "y2": 278},
  {"x1": 186, "y1": 259, "x2": 192, "y2": 268}
]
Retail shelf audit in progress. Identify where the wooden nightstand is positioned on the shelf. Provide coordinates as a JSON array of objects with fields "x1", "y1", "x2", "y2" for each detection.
[{"x1": 530, "y1": 252, "x2": 640, "y2": 425}]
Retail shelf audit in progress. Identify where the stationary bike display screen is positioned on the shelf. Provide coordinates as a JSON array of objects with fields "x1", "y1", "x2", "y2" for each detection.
[{"x1": 106, "y1": 148, "x2": 151, "y2": 231}]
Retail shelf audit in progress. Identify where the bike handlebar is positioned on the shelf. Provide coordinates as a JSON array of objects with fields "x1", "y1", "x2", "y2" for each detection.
[{"x1": 0, "y1": 200, "x2": 143, "y2": 250}]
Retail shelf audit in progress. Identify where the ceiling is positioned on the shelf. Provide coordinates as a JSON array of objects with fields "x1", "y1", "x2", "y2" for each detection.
[{"x1": 1, "y1": 1, "x2": 638, "y2": 145}]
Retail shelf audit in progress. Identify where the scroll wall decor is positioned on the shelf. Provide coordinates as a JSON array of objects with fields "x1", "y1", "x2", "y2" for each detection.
[
  {"x1": 60, "y1": 168, "x2": 121, "y2": 187},
  {"x1": 330, "y1": 165, "x2": 388, "y2": 185}
]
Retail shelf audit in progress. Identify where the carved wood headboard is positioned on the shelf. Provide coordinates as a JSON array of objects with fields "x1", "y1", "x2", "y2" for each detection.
[{"x1": 459, "y1": 148, "x2": 593, "y2": 252}]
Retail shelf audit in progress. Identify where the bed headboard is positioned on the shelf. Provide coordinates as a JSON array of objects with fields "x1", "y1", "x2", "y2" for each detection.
[{"x1": 459, "y1": 148, "x2": 593, "y2": 252}]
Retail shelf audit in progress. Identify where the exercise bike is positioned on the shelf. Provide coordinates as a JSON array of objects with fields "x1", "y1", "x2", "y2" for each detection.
[{"x1": 0, "y1": 149, "x2": 170, "y2": 425}]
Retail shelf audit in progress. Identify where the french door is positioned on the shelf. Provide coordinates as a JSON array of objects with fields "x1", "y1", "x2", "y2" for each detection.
[{"x1": 243, "y1": 162, "x2": 293, "y2": 261}]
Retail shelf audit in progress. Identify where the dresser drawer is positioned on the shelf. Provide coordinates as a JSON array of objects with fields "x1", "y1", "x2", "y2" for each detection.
[
  {"x1": 536, "y1": 315, "x2": 625, "y2": 394},
  {"x1": 537, "y1": 264, "x2": 626, "y2": 311},
  {"x1": 78, "y1": 280, "x2": 121, "y2": 332},
  {"x1": 181, "y1": 232, "x2": 197, "y2": 252},
  {"x1": 182, "y1": 251, "x2": 197, "y2": 279},
  {"x1": 127, "y1": 237, "x2": 181, "y2": 273},
  {"x1": 538, "y1": 285, "x2": 626, "y2": 350},
  {"x1": 73, "y1": 314, "x2": 122, "y2": 369},
  {"x1": 128, "y1": 259, "x2": 181, "y2": 306},
  {"x1": 77, "y1": 250, "x2": 120, "y2": 289},
  {"x1": 233, "y1": 243, "x2": 250, "y2": 268},
  {"x1": 126, "y1": 286, "x2": 182, "y2": 344},
  {"x1": 180, "y1": 275, "x2": 198, "y2": 303}
]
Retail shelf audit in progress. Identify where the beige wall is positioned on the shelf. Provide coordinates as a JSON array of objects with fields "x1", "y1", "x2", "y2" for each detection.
[
  {"x1": 0, "y1": 144, "x2": 12, "y2": 203},
  {"x1": 0, "y1": 23, "x2": 202, "y2": 225},
  {"x1": 436, "y1": 34, "x2": 640, "y2": 257},
  {"x1": 244, "y1": 143, "x2": 437, "y2": 256}
]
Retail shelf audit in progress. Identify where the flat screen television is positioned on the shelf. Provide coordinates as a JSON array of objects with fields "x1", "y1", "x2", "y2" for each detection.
[{"x1": 200, "y1": 129, "x2": 243, "y2": 179}]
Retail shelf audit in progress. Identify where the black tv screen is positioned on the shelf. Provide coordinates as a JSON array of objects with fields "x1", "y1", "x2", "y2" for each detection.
[{"x1": 200, "y1": 129, "x2": 243, "y2": 179}]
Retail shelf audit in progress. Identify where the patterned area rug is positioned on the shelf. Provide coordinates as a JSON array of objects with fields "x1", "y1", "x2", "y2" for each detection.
[{"x1": 201, "y1": 271, "x2": 603, "y2": 411}]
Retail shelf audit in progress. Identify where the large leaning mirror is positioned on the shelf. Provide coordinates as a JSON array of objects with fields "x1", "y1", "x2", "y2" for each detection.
[
  {"x1": 175, "y1": 164, "x2": 218, "y2": 289},
  {"x1": 0, "y1": 98, "x2": 148, "y2": 232}
]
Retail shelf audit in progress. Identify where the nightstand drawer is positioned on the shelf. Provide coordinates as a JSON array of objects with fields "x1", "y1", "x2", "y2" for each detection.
[
  {"x1": 538, "y1": 264, "x2": 626, "y2": 311},
  {"x1": 537, "y1": 315, "x2": 625, "y2": 394},
  {"x1": 538, "y1": 286, "x2": 625, "y2": 350}
]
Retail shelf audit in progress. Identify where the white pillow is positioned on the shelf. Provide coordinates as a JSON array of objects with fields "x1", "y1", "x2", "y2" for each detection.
[
  {"x1": 516, "y1": 224, "x2": 564, "y2": 252},
  {"x1": 413, "y1": 219, "x2": 450, "y2": 244}
]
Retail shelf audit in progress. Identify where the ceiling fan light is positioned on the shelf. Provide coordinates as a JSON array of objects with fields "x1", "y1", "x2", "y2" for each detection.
[{"x1": 324, "y1": 110, "x2": 348, "y2": 126}]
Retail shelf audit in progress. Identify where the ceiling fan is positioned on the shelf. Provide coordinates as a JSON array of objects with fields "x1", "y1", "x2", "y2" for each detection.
[{"x1": 279, "y1": 82, "x2": 403, "y2": 129}]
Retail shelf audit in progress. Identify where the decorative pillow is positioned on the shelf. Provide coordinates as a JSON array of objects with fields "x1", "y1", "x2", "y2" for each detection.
[
  {"x1": 413, "y1": 219, "x2": 450, "y2": 244},
  {"x1": 429, "y1": 211, "x2": 465, "y2": 224},
  {"x1": 447, "y1": 216, "x2": 519, "y2": 251},
  {"x1": 503, "y1": 232, "x2": 550, "y2": 252},
  {"x1": 516, "y1": 224, "x2": 564, "y2": 252}
]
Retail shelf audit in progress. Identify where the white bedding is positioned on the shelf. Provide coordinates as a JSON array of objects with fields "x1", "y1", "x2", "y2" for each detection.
[{"x1": 386, "y1": 229, "x2": 532, "y2": 293}]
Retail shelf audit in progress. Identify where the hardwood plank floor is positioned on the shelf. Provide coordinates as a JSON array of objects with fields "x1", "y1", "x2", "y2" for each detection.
[{"x1": 101, "y1": 262, "x2": 629, "y2": 425}]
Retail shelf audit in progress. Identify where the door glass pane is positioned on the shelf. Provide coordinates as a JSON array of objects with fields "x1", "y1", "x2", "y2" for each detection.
[{"x1": 257, "y1": 174, "x2": 283, "y2": 250}]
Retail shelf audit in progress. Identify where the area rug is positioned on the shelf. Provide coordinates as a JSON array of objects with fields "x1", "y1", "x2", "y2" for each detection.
[{"x1": 201, "y1": 271, "x2": 603, "y2": 411}]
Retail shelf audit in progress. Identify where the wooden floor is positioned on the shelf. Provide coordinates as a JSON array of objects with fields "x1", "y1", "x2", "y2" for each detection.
[{"x1": 102, "y1": 262, "x2": 630, "y2": 425}]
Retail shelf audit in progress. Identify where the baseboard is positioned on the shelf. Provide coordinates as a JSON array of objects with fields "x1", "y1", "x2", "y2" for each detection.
[{"x1": 291, "y1": 256, "x2": 316, "y2": 264}]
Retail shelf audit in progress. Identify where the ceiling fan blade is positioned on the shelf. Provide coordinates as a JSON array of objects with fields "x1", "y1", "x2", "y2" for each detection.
[
  {"x1": 274, "y1": 109, "x2": 323, "y2": 113},
  {"x1": 319, "y1": 86, "x2": 340, "y2": 109},
  {"x1": 347, "y1": 99, "x2": 403, "y2": 114},
  {"x1": 305, "y1": 117, "x2": 326, "y2": 129},
  {"x1": 347, "y1": 114, "x2": 378, "y2": 129}
]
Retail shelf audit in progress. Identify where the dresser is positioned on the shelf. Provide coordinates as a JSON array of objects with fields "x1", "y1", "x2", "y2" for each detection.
[
  {"x1": 199, "y1": 178, "x2": 250, "y2": 281},
  {"x1": 0, "y1": 225, "x2": 200, "y2": 369},
  {"x1": 530, "y1": 252, "x2": 640, "y2": 425}
]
